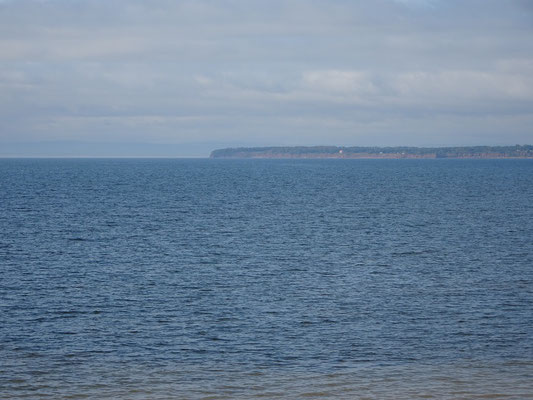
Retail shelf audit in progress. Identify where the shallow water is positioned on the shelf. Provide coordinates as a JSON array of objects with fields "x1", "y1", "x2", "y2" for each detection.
[
  {"x1": 1, "y1": 159, "x2": 532, "y2": 399},
  {"x1": 4, "y1": 360, "x2": 532, "y2": 399}
]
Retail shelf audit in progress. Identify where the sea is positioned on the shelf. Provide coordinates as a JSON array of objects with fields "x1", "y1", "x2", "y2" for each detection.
[{"x1": 1, "y1": 158, "x2": 532, "y2": 399}]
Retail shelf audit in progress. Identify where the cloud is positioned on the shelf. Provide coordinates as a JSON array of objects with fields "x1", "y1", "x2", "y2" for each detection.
[
  {"x1": 302, "y1": 71, "x2": 377, "y2": 96},
  {"x1": 0, "y1": 0, "x2": 532, "y2": 153},
  {"x1": 391, "y1": 0, "x2": 438, "y2": 7}
]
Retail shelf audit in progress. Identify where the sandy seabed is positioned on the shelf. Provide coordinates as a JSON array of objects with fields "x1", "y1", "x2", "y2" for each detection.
[{"x1": 4, "y1": 360, "x2": 532, "y2": 399}]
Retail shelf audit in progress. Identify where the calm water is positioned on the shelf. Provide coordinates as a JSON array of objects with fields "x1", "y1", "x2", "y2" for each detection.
[{"x1": 1, "y1": 158, "x2": 532, "y2": 399}]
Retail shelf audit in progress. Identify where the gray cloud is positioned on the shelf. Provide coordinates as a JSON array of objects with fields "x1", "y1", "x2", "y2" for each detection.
[{"x1": 1, "y1": 0, "x2": 532, "y2": 155}]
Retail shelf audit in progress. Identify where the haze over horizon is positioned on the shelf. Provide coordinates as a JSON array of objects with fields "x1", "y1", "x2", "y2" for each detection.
[{"x1": 1, "y1": 0, "x2": 533, "y2": 156}]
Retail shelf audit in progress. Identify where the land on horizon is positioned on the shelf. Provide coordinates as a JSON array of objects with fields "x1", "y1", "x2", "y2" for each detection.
[{"x1": 210, "y1": 145, "x2": 533, "y2": 159}]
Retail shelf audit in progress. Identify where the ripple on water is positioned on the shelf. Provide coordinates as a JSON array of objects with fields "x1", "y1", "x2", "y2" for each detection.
[{"x1": 0, "y1": 159, "x2": 532, "y2": 399}]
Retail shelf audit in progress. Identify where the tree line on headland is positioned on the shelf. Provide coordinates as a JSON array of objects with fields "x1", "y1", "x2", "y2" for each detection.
[{"x1": 210, "y1": 145, "x2": 533, "y2": 159}]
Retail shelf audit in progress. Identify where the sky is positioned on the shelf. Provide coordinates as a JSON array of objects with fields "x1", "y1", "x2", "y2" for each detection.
[{"x1": 1, "y1": 0, "x2": 532, "y2": 156}]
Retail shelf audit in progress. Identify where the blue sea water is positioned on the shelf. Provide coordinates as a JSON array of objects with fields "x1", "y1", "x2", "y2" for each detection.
[{"x1": 0, "y1": 158, "x2": 532, "y2": 399}]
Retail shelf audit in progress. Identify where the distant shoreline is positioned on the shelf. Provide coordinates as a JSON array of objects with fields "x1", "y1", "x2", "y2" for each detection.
[{"x1": 210, "y1": 145, "x2": 533, "y2": 159}]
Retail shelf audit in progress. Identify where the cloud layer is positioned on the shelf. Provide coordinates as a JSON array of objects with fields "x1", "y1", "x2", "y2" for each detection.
[{"x1": 1, "y1": 0, "x2": 532, "y2": 155}]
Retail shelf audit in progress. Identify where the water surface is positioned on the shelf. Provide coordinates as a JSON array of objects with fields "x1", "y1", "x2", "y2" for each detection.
[{"x1": 1, "y1": 159, "x2": 532, "y2": 398}]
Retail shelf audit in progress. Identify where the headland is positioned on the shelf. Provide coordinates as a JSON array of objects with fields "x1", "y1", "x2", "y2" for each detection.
[{"x1": 210, "y1": 145, "x2": 533, "y2": 159}]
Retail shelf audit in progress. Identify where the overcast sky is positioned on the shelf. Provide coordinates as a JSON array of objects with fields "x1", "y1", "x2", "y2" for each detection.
[{"x1": 1, "y1": 0, "x2": 532, "y2": 156}]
